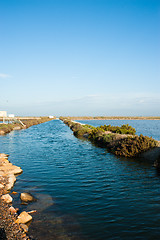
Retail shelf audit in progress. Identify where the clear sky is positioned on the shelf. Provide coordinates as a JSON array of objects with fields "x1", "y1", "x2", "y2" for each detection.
[{"x1": 0, "y1": 0, "x2": 159, "y2": 116}]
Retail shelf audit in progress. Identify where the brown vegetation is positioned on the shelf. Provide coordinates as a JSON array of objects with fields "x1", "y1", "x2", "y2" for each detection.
[
  {"x1": 60, "y1": 117, "x2": 158, "y2": 158},
  {"x1": 0, "y1": 117, "x2": 53, "y2": 135}
]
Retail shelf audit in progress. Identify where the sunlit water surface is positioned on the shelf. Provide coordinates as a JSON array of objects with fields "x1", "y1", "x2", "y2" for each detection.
[{"x1": 0, "y1": 119, "x2": 160, "y2": 240}]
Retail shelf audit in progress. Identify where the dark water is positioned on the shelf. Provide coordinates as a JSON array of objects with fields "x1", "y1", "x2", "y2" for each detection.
[{"x1": 0, "y1": 119, "x2": 160, "y2": 240}]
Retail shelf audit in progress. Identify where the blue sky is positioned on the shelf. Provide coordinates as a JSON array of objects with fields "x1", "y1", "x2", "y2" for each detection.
[{"x1": 0, "y1": 0, "x2": 159, "y2": 116}]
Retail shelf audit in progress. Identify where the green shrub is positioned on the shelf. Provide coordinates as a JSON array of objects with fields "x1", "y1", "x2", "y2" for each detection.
[
  {"x1": 109, "y1": 134, "x2": 158, "y2": 157},
  {"x1": 102, "y1": 124, "x2": 136, "y2": 135},
  {"x1": 62, "y1": 119, "x2": 158, "y2": 158}
]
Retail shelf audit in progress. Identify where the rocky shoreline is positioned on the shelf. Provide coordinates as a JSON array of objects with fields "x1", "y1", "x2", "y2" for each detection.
[{"x1": 0, "y1": 153, "x2": 33, "y2": 240}]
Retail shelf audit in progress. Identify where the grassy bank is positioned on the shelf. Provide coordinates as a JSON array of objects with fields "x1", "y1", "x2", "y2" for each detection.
[
  {"x1": 60, "y1": 117, "x2": 158, "y2": 158},
  {"x1": 0, "y1": 117, "x2": 53, "y2": 135}
]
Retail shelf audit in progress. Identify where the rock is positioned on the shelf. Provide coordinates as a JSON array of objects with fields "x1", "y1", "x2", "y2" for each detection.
[
  {"x1": 26, "y1": 193, "x2": 53, "y2": 212},
  {"x1": 13, "y1": 126, "x2": 21, "y2": 130},
  {"x1": 27, "y1": 210, "x2": 37, "y2": 214},
  {"x1": 1, "y1": 165, "x2": 23, "y2": 176},
  {"x1": 9, "y1": 206, "x2": 17, "y2": 214},
  {"x1": 15, "y1": 211, "x2": 32, "y2": 224},
  {"x1": 0, "y1": 183, "x2": 4, "y2": 189},
  {"x1": 20, "y1": 192, "x2": 37, "y2": 202},
  {"x1": 0, "y1": 153, "x2": 8, "y2": 158},
  {"x1": 10, "y1": 166, "x2": 23, "y2": 175},
  {"x1": 20, "y1": 224, "x2": 29, "y2": 233},
  {"x1": 0, "y1": 130, "x2": 5, "y2": 135},
  {"x1": 21, "y1": 201, "x2": 28, "y2": 205},
  {"x1": 6, "y1": 174, "x2": 16, "y2": 190},
  {"x1": 12, "y1": 191, "x2": 18, "y2": 195},
  {"x1": 1, "y1": 194, "x2": 13, "y2": 203}
]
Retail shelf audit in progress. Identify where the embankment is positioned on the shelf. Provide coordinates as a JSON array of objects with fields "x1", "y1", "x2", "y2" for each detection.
[
  {"x1": 0, "y1": 117, "x2": 54, "y2": 135},
  {"x1": 60, "y1": 117, "x2": 160, "y2": 163}
]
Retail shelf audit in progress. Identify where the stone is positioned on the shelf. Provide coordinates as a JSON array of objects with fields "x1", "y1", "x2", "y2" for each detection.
[
  {"x1": 9, "y1": 206, "x2": 17, "y2": 214},
  {"x1": 20, "y1": 192, "x2": 37, "y2": 202},
  {"x1": 15, "y1": 211, "x2": 32, "y2": 224},
  {"x1": 20, "y1": 224, "x2": 29, "y2": 233},
  {"x1": 0, "y1": 153, "x2": 8, "y2": 158},
  {"x1": 6, "y1": 174, "x2": 16, "y2": 190},
  {"x1": 0, "y1": 183, "x2": 4, "y2": 189},
  {"x1": 10, "y1": 166, "x2": 23, "y2": 175},
  {"x1": 0, "y1": 165, "x2": 23, "y2": 175},
  {"x1": 1, "y1": 194, "x2": 13, "y2": 203},
  {"x1": 28, "y1": 193, "x2": 53, "y2": 212},
  {"x1": 27, "y1": 210, "x2": 37, "y2": 214},
  {"x1": 0, "y1": 130, "x2": 5, "y2": 135},
  {"x1": 12, "y1": 191, "x2": 18, "y2": 195},
  {"x1": 21, "y1": 201, "x2": 28, "y2": 205},
  {"x1": 13, "y1": 126, "x2": 21, "y2": 130}
]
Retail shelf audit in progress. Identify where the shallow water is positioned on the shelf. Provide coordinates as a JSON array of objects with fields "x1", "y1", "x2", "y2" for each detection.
[{"x1": 0, "y1": 119, "x2": 160, "y2": 239}]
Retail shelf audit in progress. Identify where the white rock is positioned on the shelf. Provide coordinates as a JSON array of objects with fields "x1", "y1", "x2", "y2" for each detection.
[
  {"x1": 0, "y1": 130, "x2": 5, "y2": 135},
  {"x1": 9, "y1": 206, "x2": 17, "y2": 214},
  {"x1": 20, "y1": 223, "x2": 29, "y2": 232},
  {"x1": 0, "y1": 183, "x2": 4, "y2": 189},
  {"x1": 13, "y1": 126, "x2": 21, "y2": 130},
  {"x1": 0, "y1": 153, "x2": 8, "y2": 158},
  {"x1": 16, "y1": 211, "x2": 32, "y2": 224},
  {"x1": 6, "y1": 174, "x2": 16, "y2": 190},
  {"x1": 8, "y1": 166, "x2": 23, "y2": 175},
  {"x1": 20, "y1": 192, "x2": 36, "y2": 202},
  {"x1": 1, "y1": 194, "x2": 13, "y2": 203}
]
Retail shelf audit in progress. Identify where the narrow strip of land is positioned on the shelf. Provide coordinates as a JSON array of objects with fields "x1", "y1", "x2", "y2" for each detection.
[
  {"x1": 64, "y1": 116, "x2": 160, "y2": 120},
  {"x1": 60, "y1": 117, "x2": 160, "y2": 162},
  {"x1": 0, "y1": 117, "x2": 55, "y2": 135}
]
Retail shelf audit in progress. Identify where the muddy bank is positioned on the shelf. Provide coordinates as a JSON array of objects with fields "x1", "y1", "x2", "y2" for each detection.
[
  {"x1": 0, "y1": 153, "x2": 32, "y2": 240},
  {"x1": 0, "y1": 117, "x2": 53, "y2": 135}
]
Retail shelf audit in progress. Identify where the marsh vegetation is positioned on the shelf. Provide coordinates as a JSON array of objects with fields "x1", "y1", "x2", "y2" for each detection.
[{"x1": 60, "y1": 117, "x2": 158, "y2": 158}]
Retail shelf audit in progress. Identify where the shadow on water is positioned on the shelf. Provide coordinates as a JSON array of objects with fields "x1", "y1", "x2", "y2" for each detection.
[
  {"x1": 0, "y1": 228, "x2": 7, "y2": 240},
  {"x1": 155, "y1": 168, "x2": 160, "y2": 177},
  {"x1": 12, "y1": 192, "x2": 86, "y2": 240},
  {"x1": 28, "y1": 212, "x2": 86, "y2": 240},
  {"x1": 78, "y1": 135, "x2": 159, "y2": 168}
]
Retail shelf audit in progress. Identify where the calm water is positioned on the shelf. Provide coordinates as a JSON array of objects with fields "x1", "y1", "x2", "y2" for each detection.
[{"x1": 0, "y1": 119, "x2": 160, "y2": 240}]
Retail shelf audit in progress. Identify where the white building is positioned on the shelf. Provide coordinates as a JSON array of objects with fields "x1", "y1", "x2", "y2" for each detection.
[
  {"x1": 0, "y1": 111, "x2": 7, "y2": 117},
  {"x1": 8, "y1": 114, "x2": 15, "y2": 118}
]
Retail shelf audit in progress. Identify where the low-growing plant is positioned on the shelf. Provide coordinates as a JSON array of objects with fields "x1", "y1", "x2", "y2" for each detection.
[
  {"x1": 61, "y1": 119, "x2": 158, "y2": 158},
  {"x1": 109, "y1": 134, "x2": 158, "y2": 157},
  {"x1": 102, "y1": 124, "x2": 136, "y2": 135},
  {"x1": 0, "y1": 117, "x2": 51, "y2": 134}
]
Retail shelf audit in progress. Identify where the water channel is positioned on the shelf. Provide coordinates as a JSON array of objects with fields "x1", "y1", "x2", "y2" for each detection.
[{"x1": 0, "y1": 119, "x2": 160, "y2": 239}]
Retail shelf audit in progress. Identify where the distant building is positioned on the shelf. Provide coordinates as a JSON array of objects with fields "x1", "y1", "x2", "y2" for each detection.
[
  {"x1": 0, "y1": 111, "x2": 7, "y2": 117},
  {"x1": 49, "y1": 116, "x2": 54, "y2": 119},
  {"x1": 8, "y1": 114, "x2": 15, "y2": 118}
]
